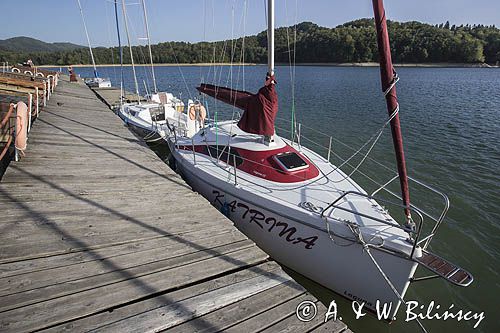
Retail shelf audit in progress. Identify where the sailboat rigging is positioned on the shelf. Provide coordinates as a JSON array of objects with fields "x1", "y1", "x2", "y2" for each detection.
[
  {"x1": 116, "y1": 0, "x2": 186, "y2": 143},
  {"x1": 120, "y1": 0, "x2": 140, "y2": 103},
  {"x1": 197, "y1": 0, "x2": 278, "y2": 144},
  {"x1": 76, "y1": 0, "x2": 111, "y2": 88},
  {"x1": 114, "y1": 0, "x2": 124, "y2": 105},
  {"x1": 141, "y1": 0, "x2": 157, "y2": 95}
]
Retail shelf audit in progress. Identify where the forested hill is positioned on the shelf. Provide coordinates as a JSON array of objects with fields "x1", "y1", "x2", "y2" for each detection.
[
  {"x1": 1, "y1": 19, "x2": 499, "y2": 66},
  {"x1": 0, "y1": 37, "x2": 85, "y2": 53}
]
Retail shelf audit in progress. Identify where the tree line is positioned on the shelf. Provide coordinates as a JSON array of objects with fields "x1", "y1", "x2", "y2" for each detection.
[{"x1": 1, "y1": 19, "x2": 499, "y2": 66}]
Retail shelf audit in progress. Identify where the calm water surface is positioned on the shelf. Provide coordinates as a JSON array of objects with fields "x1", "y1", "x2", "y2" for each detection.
[{"x1": 68, "y1": 65, "x2": 499, "y2": 333}]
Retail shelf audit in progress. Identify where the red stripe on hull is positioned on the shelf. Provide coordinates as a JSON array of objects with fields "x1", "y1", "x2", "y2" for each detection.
[{"x1": 179, "y1": 144, "x2": 320, "y2": 183}]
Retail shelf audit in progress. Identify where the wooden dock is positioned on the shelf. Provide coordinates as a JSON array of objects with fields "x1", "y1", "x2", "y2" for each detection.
[{"x1": 0, "y1": 77, "x2": 350, "y2": 332}]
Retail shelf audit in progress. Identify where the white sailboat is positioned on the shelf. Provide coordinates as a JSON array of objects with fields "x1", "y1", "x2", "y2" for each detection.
[
  {"x1": 159, "y1": 0, "x2": 473, "y2": 320},
  {"x1": 76, "y1": 0, "x2": 111, "y2": 88},
  {"x1": 116, "y1": 0, "x2": 185, "y2": 142}
]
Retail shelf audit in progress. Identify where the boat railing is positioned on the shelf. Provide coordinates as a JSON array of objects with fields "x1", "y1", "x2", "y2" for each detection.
[
  {"x1": 187, "y1": 130, "x2": 432, "y2": 257},
  {"x1": 168, "y1": 116, "x2": 449, "y2": 252},
  {"x1": 174, "y1": 127, "x2": 337, "y2": 186},
  {"x1": 369, "y1": 174, "x2": 450, "y2": 250},
  {"x1": 320, "y1": 190, "x2": 424, "y2": 258},
  {"x1": 273, "y1": 116, "x2": 450, "y2": 251}
]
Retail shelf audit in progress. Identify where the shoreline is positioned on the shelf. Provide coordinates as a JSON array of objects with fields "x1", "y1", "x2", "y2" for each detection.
[
  {"x1": 297, "y1": 62, "x2": 499, "y2": 68},
  {"x1": 39, "y1": 62, "x2": 499, "y2": 69},
  {"x1": 39, "y1": 63, "x2": 260, "y2": 68}
]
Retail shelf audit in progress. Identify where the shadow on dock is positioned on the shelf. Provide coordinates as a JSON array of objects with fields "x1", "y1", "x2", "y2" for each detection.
[{"x1": 0, "y1": 77, "x2": 350, "y2": 332}]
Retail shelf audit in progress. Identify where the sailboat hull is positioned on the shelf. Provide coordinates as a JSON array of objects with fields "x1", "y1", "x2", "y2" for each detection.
[
  {"x1": 84, "y1": 78, "x2": 112, "y2": 88},
  {"x1": 117, "y1": 104, "x2": 171, "y2": 145},
  {"x1": 118, "y1": 110, "x2": 162, "y2": 141},
  {"x1": 169, "y1": 141, "x2": 418, "y2": 318}
]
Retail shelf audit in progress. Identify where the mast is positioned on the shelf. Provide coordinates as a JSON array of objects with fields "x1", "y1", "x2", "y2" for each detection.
[
  {"x1": 372, "y1": 0, "x2": 412, "y2": 224},
  {"x1": 76, "y1": 0, "x2": 98, "y2": 78},
  {"x1": 196, "y1": 0, "x2": 278, "y2": 138},
  {"x1": 141, "y1": 0, "x2": 157, "y2": 94},
  {"x1": 121, "y1": 0, "x2": 141, "y2": 103},
  {"x1": 267, "y1": 0, "x2": 275, "y2": 76},
  {"x1": 114, "y1": 0, "x2": 124, "y2": 104}
]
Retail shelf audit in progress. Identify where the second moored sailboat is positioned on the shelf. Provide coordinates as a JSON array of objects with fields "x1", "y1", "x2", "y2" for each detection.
[{"x1": 115, "y1": 0, "x2": 186, "y2": 142}]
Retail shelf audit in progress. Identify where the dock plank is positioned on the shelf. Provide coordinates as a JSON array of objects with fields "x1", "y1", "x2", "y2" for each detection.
[
  {"x1": 42, "y1": 261, "x2": 281, "y2": 332},
  {"x1": 0, "y1": 232, "x2": 249, "y2": 308},
  {"x1": 1, "y1": 245, "x2": 267, "y2": 332},
  {"x1": 168, "y1": 282, "x2": 305, "y2": 333},
  {"x1": 0, "y1": 225, "x2": 230, "y2": 278},
  {"x1": 80, "y1": 266, "x2": 291, "y2": 333}
]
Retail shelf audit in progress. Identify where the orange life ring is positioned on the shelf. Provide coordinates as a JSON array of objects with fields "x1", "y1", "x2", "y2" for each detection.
[
  {"x1": 15, "y1": 102, "x2": 28, "y2": 154},
  {"x1": 189, "y1": 104, "x2": 206, "y2": 123}
]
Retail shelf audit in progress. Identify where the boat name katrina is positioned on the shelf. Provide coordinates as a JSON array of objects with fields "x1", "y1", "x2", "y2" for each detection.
[{"x1": 212, "y1": 190, "x2": 319, "y2": 249}]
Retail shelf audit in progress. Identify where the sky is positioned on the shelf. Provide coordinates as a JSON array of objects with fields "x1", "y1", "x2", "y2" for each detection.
[{"x1": 1, "y1": 0, "x2": 499, "y2": 47}]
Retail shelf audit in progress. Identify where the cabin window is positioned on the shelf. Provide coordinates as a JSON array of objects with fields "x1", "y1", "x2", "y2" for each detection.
[
  {"x1": 273, "y1": 152, "x2": 309, "y2": 172},
  {"x1": 205, "y1": 145, "x2": 244, "y2": 167}
]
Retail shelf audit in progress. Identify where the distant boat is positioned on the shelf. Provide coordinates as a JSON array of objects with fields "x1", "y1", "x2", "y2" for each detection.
[
  {"x1": 76, "y1": 0, "x2": 111, "y2": 88},
  {"x1": 84, "y1": 77, "x2": 111, "y2": 88},
  {"x1": 158, "y1": 0, "x2": 474, "y2": 320}
]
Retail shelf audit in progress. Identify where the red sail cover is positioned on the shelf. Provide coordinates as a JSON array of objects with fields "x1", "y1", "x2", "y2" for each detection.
[{"x1": 197, "y1": 76, "x2": 278, "y2": 136}]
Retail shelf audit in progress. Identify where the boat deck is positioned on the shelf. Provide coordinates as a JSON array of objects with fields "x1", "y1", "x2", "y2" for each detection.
[{"x1": 0, "y1": 77, "x2": 350, "y2": 332}]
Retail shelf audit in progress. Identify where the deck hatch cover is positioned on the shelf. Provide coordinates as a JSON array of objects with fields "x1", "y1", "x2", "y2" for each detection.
[{"x1": 273, "y1": 152, "x2": 309, "y2": 172}]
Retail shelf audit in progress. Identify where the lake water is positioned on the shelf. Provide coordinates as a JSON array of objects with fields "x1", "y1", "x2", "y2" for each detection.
[{"x1": 68, "y1": 65, "x2": 499, "y2": 333}]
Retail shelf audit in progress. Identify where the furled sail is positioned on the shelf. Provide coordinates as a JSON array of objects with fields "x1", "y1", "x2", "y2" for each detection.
[
  {"x1": 372, "y1": 0, "x2": 412, "y2": 223},
  {"x1": 197, "y1": 75, "x2": 278, "y2": 136}
]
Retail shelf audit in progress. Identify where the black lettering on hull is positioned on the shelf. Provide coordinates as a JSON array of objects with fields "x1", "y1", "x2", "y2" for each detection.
[{"x1": 211, "y1": 190, "x2": 318, "y2": 250}]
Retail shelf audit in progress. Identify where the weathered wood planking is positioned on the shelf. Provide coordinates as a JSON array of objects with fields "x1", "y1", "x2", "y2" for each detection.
[{"x1": 0, "y1": 78, "x2": 349, "y2": 332}]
